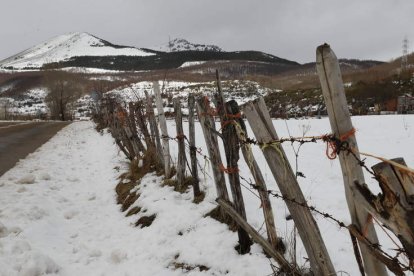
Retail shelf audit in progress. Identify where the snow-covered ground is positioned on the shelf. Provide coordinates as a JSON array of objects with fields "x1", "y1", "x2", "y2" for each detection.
[{"x1": 1, "y1": 115, "x2": 413, "y2": 275}]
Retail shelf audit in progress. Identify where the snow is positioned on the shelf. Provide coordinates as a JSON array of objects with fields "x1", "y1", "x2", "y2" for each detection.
[
  {"x1": 5, "y1": 88, "x2": 49, "y2": 117},
  {"x1": 154, "y1": 38, "x2": 222, "y2": 53},
  {"x1": 106, "y1": 80, "x2": 271, "y2": 107},
  {"x1": 1, "y1": 115, "x2": 413, "y2": 275},
  {"x1": 179, "y1": 61, "x2": 207, "y2": 68},
  {"x1": 0, "y1": 32, "x2": 154, "y2": 69}
]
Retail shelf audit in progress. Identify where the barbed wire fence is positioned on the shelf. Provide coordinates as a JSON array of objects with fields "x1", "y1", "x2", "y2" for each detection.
[{"x1": 94, "y1": 45, "x2": 414, "y2": 276}]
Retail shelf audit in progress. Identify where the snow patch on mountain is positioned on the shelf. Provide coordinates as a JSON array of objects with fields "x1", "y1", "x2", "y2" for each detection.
[{"x1": 0, "y1": 32, "x2": 154, "y2": 70}]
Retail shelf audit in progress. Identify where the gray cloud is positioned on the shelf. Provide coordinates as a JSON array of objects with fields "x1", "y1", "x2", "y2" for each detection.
[{"x1": 1, "y1": 0, "x2": 413, "y2": 63}]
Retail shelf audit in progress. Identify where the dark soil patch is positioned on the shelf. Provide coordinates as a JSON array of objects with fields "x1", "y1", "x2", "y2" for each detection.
[
  {"x1": 193, "y1": 191, "x2": 205, "y2": 204},
  {"x1": 135, "y1": 214, "x2": 156, "y2": 228},
  {"x1": 172, "y1": 262, "x2": 210, "y2": 272}
]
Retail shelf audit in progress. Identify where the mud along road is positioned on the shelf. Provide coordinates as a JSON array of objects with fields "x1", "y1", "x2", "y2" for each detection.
[{"x1": 0, "y1": 121, "x2": 70, "y2": 176}]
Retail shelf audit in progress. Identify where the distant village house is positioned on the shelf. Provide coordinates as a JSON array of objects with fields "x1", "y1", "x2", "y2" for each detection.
[{"x1": 398, "y1": 94, "x2": 414, "y2": 114}]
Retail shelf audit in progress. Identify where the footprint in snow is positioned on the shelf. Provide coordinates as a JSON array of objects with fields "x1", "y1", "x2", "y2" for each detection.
[
  {"x1": 110, "y1": 249, "x2": 128, "y2": 264},
  {"x1": 39, "y1": 172, "x2": 51, "y2": 181},
  {"x1": 63, "y1": 210, "x2": 79, "y2": 220},
  {"x1": 66, "y1": 176, "x2": 79, "y2": 182},
  {"x1": 16, "y1": 174, "x2": 36, "y2": 185}
]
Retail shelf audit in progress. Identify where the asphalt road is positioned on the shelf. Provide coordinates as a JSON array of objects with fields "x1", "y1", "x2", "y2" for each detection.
[{"x1": 0, "y1": 121, "x2": 71, "y2": 176}]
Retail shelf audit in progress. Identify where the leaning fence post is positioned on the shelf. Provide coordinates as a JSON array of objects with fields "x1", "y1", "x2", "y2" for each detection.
[
  {"x1": 226, "y1": 100, "x2": 280, "y2": 252},
  {"x1": 188, "y1": 95, "x2": 201, "y2": 197},
  {"x1": 242, "y1": 97, "x2": 336, "y2": 276},
  {"x1": 135, "y1": 101, "x2": 154, "y2": 151},
  {"x1": 316, "y1": 43, "x2": 388, "y2": 276},
  {"x1": 214, "y1": 74, "x2": 252, "y2": 254},
  {"x1": 196, "y1": 97, "x2": 229, "y2": 201},
  {"x1": 145, "y1": 90, "x2": 164, "y2": 168},
  {"x1": 128, "y1": 102, "x2": 146, "y2": 153},
  {"x1": 174, "y1": 98, "x2": 186, "y2": 190},
  {"x1": 153, "y1": 81, "x2": 172, "y2": 178}
]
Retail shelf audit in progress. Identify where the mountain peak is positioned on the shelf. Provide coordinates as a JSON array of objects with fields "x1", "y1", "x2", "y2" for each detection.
[
  {"x1": 155, "y1": 38, "x2": 222, "y2": 52},
  {"x1": 0, "y1": 32, "x2": 154, "y2": 70}
]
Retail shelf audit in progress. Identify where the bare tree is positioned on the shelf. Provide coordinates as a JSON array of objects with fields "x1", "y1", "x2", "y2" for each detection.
[
  {"x1": 43, "y1": 71, "x2": 83, "y2": 121},
  {"x1": 0, "y1": 98, "x2": 12, "y2": 120}
]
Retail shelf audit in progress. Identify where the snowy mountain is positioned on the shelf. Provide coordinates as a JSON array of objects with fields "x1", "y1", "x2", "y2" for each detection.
[
  {"x1": 155, "y1": 38, "x2": 222, "y2": 52},
  {"x1": 0, "y1": 32, "x2": 154, "y2": 70}
]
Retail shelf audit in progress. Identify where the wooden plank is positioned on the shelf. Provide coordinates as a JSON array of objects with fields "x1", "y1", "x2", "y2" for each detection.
[
  {"x1": 196, "y1": 97, "x2": 229, "y2": 201},
  {"x1": 174, "y1": 98, "x2": 186, "y2": 189},
  {"x1": 188, "y1": 95, "x2": 201, "y2": 197},
  {"x1": 316, "y1": 43, "x2": 388, "y2": 276},
  {"x1": 242, "y1": 97, "x2": 336, "y2": 276},
  {"x1": 217, "y1": 198, "x2": 301, "y2": 276},
  {"x1": 153, "y1": 81, "x2": 172, "y2": 178},
  {"x1": 226, "y1": 99, "x2": 280, "y2": 251}
]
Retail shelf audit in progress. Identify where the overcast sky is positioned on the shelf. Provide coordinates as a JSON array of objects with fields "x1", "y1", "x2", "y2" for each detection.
[{"x1": 1, "y1": 0, "x2": 413, "y2": 63}]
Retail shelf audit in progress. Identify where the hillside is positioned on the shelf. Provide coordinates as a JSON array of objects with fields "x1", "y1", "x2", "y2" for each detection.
[
  {"x1": 0, "y1": 32, "x2": 154, "y2": 70},
  {"x1": 0, "y1": 32, "x2": 300, "y2": 73}
]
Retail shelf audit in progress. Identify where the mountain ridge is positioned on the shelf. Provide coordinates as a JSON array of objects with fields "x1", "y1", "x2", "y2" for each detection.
[
  {"x1": 0, "y1": 32, "x2": 154, "y2": 69},
  {"x1": 0, "y1": 32, "x2": 383, "y2": 75}
]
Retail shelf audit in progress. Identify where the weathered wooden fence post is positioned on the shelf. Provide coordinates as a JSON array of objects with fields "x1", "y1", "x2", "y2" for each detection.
[
  {"x1": 226, "y1": 100, "x2": 280, "y2": 251},
  {"x1": 316, "y1": 43, "x2": 388, "y2": 276},
  {"x1": 242, "y1": 97, "x2": 336, "y2": 276},
  {"x1": 371, "y1": 159, "x2": 414, "y2": 260},
  {"x1": 217, "y1": 198, "x2": 301, "y2": 275},
  {"x1": 135, "y1": 101, "x2": 154, "y2": 151},
  {"x1": 106, "y1": 100, "x2": 133, "y2": 160},
  {"x1": 196, "y1": 97, "x2": 229, "y2": 201},
  {"x1": 145, "y1": 90, "x2": 164, "y2": 168},
  {"x1": 188, "y1": 95, "x2": 201, "y2": 197},
  {"x1": 174, "y1": 98, "x2": 186, "y2": 190},
  {"x1": 153, "y1": 81, "x2": 172, "y2": 178},
  {"x1": 128, "y1": 102, "x2": 146, "y2": 153},
  {"x1": 214, "y1": 78, "x2": 252, "y2": 254}
]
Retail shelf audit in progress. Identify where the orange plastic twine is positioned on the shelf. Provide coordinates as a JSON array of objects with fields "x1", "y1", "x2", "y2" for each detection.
[
  {"x1": 219, "y1": 164, "x2": 239, "y2": 174},
  {"x1": 325, "y1": 127, "x2": 356, "y2": 160}
]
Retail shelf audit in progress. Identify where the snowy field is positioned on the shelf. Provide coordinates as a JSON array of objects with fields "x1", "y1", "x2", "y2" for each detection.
[{"x1": 0, "y1": 115, "x2": 413, "y2": 275}]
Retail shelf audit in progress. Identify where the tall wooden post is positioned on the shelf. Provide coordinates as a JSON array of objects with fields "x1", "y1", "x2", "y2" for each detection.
[
  {"x1": 196, "y1": 97, "x2": 229, "y2": 201},
  {"x1": 145, "y1": 91, "x2": 164, "y2": 168},
  {"x1": 316, "y1": 44, "x2": 388, "y2": 276},
  {"x1": 128, "y1": 102, "x2": 146, "y2": 153},
  {"x1": 188, "y1": 95, "x2": 201, "y2": 197},
  {"x1": 174, "y1": 98, "x2": 186, "y2": 189},
  {"x1": 214, "y1": 76, "x2": 252, "y2": 254},
  {"x1": 153, "y1": 81, "x2": 172, "y2": 178},
  {"x1": 243, "y1": 97, "x2": 336, "y2": 276},
  {"x1": 134, "y1": 102, "x2": 154, "y2": 151},
  {"x1": 226, "y1": 100, "x2": 280, "y2": 251}
]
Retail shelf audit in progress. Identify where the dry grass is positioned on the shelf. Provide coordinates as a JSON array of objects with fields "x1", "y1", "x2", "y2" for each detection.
[
  {"x1": 171, "y1": 254, "x2": 210, "y2": 272},
  {"x1": 204, "y1": 206, "x2": 238, "y2": 232},
  {"x1": 162, "y1": 176, "x2": 194, "y2": 194},
  {"x1": 126, "y1": 206, "x2": 142, "y2": 217}
]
